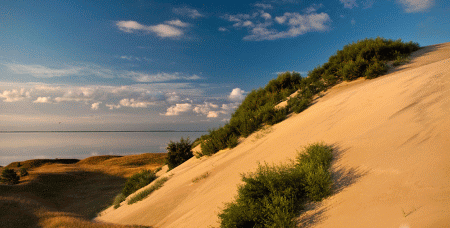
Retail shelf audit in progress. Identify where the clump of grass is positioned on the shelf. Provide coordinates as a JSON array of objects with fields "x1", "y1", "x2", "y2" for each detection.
[
  {"x1": 127, "y1": 177, "x2": 169, "y2": 205},
  {"x1": 114, "y1": 169, "x2": 157, "y2": 208},
  {"x1": 113, "y1": 193, "x2": 126, "y2": 209},
  {"x1": 192, "y1": 172, "x2": 210, "y2": 183},
  {"x1": 219, "y1": 142, "x2": 333, "y2": 228}
]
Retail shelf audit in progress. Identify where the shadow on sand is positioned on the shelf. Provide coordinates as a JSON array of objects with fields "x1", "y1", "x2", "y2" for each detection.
[{"x1": 296, "y1": 145, "x2": 368, "y2": 227}]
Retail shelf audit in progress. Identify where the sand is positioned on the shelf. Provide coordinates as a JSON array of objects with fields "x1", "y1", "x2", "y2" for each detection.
[{"x1": 96, "y1": 42, "x2": 450, "y2": 228}]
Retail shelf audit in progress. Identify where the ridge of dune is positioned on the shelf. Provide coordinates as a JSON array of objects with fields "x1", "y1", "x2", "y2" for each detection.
[{"x1": 96, "y1": 43, "x2": 450, "y2": 228}]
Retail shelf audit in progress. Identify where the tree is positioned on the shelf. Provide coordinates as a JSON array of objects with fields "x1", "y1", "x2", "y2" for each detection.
[
  {"x1": 166, "y1": 137, "x2": 193, "y2": 170},
  {"x1": 1, "y1": 168, "x2": 20, "y2": 185}
]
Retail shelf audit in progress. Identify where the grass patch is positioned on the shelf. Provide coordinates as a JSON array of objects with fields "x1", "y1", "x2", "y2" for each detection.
[
  {"x1": 219, "y1": 143, "x2": 333, "y2": 228},
  {"x1": 192, "y1": 172, "x2": 210, "y2": 183},
  {"x1": 127, "y1": 177, "x2": 169, "y2": 205}
]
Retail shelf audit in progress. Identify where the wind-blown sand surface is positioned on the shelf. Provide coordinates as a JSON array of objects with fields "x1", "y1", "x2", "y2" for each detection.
[{"x1": 97, "y1": 43, "x2": 450, "y2": 228}]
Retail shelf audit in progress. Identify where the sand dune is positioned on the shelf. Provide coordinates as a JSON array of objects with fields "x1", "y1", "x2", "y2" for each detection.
[{"x1": 97, "y1": 43, "x2": 450, "y2": 228}]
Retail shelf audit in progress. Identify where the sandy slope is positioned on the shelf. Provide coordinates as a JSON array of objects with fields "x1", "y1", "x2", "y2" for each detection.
[{"x1": 97, "y1": 43, "x2": 450, "y2": 228}]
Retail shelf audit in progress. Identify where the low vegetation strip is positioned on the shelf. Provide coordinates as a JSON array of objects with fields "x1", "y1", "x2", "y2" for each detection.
[
  {"x1": 197, "y1": 37, "x2": 419, "y2": 157},
  {"x1": 127, "y1": 177, "x2": 169, "y2": 205},
  {"x1": 114, "y1": 170, "x2": 157, "y2": 209},
  {"x1": 219, "y1": 142, "x2": 333, "y2": 228}
]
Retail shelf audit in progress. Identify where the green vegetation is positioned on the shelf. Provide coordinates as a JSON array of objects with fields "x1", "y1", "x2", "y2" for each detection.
[
  {"x1": 197, "y1": 38, "x2": 419, "y2": 157},
  {"x1": 1, "y1": 168, "x2": 20, "y2": 185},
  {"x1": 192, "y1": 172, "x2": 210, "y2": 183},
  {"x1": 166, "y1": 137, "x2": 193, "y2": 170},
  {"x1": 127, "y1": 177, "x2": 169, "y2": 205},
  {"x1": 114, "y1": 169, "x2": 158, "y2": 208},
  {"x1": 219, "y1": 143, "x2": 333, "y2": 228},
  {"x1": 19, "y1": 168, "x2": 29, "y2": 177}
]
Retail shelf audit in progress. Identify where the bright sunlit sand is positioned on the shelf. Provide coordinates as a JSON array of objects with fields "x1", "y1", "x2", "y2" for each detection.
[{"x1": 95, "y1": 43, "x2": 450, "y2": 227}]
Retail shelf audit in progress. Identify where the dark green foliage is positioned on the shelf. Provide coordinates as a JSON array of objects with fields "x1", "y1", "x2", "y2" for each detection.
[
  {"x1": 19, "y1": 168, "x2": 28, "y2": 177},
  {"x1": 121, "y1": 170, "x2": 157, "y2": 197},
  {"x1": 296, "y1": 143, "x2": 333, "y2": 201},
  {"x1": 197, "y1": 38, "x2": 419, "y2": 157},
  {"x1": 219, "y1": 143, "x2": 334, "y2": 228},
  {"x1": 166, "y1": 137, "x2": 193, "y2": 170},
  {"x1": 365, "y1": 61, "x2": 388, "y2": 79},
  {"x1": 113, "y1": 193, "x2": 126, "y2": 209},
  {"x1": 1, "y1": 168, "x2": 20, "y2": 185}
]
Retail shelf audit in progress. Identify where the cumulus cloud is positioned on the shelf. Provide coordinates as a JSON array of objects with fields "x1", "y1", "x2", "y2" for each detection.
[
  {"x1": 221, "y1": 9, "x2": 330, "y2": 41},
  {"x1": 340, "y1": 0, "x2": 358, "y2": 9},
  {"x1": 254, "y1": 3, "x2": 273, "y2": 9},
  {"x1": 397, "y1": 0, "x2": 434, "y2": 13},
  {"x1": 164, "y1": 103, "x2": 192, "y2": 116},
  {"x1": 0, "y1": 88, "x2": 31, "y2": 102},
  {"x1": 91, "y1": 102, "x2": 101, "y2": 110},
  {"x1": 193, "y1": 102, "x2": 219, "y2": 116},
  {"x1": 261, "y1": 12, "x2": 272, "y2": 20},
  {"x1": 119, "y1": 98, "x2": 154, "y2": 108},
  {"x1": 246, "y1": 12, "x2": 330, "y2": 41},
  {"x1": 173, "y1": 7, "x2": 203, "y2": 19},
  {"x1": 115, "y1": 20, "x2": 189, "y2": 38},
  {"x1": 229, "y1": 88, "x2": 245, "y2": 102},
  {"x1": 33, "y1": 97, "x2": 52, "y2": 103},
  {"x1": 105, "y1": 104, "x2": 121, "y2": 110}
]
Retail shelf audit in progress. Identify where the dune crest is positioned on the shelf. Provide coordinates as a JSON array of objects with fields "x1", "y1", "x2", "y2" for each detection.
[{"x1": 97, "y1": 43, "x2": 450, "y2": 227}]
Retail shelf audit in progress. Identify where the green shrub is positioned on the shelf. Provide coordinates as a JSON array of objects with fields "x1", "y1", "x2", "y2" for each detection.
[
  {"x1": 113, "y1": 193, "x2": 126, "y2": 209},
  {"x1": 1, "y1": 168, "x2": 19, "y2": 185},
  {"x1": 121, "y1": 170, "x2": 157, "y2": 197},
  {"x1": 19, "y1": 168, "x2": 28, "y2": 177},
  {"x1": 365, "y1": 61, "x2": 388, "y2": 79},
  {"x1": 219, "y1": 143, "x2": 334, "y2": 228},
  {"x1": 166, "y1": 137, "x2": 193, "y2": 170},
  {"x1": 127, "y1": 177, "x2": 169, "y2": 205}
]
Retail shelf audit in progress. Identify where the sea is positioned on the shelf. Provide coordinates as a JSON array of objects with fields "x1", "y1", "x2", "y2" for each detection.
[{"x1": 0, "y1": 131, "x2": 207, "y2": 166}]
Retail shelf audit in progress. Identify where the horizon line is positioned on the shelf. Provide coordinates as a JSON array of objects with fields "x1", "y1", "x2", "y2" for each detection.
[{"x1": 0, "y1": 130, "x2": 209, "y2": 133}]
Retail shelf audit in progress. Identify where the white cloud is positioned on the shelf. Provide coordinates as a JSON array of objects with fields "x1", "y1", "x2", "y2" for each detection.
[
  {"x1": 222, "y1": 9, "x2": 330, "y2": 41},
  {"x1": 193, "y1": 102, "x2": 219, "y2": 116},
  {"x1": 244, "y1": 12, "x2": 331, "y2": 41},
  {"x1": 304, "y1": 3, "x2": 323, "y2": 13},
  {"x1": 340, "y1": 0, "x2": 358, "y2": 9},
  {"x1": 34, "y1": 97, "x2": 52, "y2": 103},
  {"x1": 164, "y1": 103, "x2": 192, "y2": 116},
  {"x1": 275, "y1": 16, "x2": 287, "y2": 24},
  {"x1": 261, "y1": 12, "x2": 272, "y2": 20},
  {"x1": 106, "y1": 104, "x2": 121, "y2": 110},
  {"x1": 166, "y1": 19, "x2": 190, "y2": 27},
  {"x1": 229, "y1": 88, "x2": 245, "y2": 102},
  {"x1": 119, "y1": 98, "x2": 154, "y2": 108},
  {"x1": 173, "y1": 7, "x2": 203, "y2": 19},
  {"x1": 127, "y1": 72, "x2": 201, "y2": 83},
  {"x1": 6, "y1": 64, "x2": 79, "y2": 78},
  {"x1": 0, "y1": 88, "x2": 31, "y2": 102},
  {"x1": 116, "y1": 20, "x2": 187, "y2": 38},
  {"x1": 148, "y1": 24, "x2": 184, "y2": 37},
  {"x1": 207, "y1": 111, "x2": 219, "y2": 118},
  {"x1": 397, "y1": 0, "x2": 434, "y2": 13},
  {"x1": 254, "y1": 3, "x2": 273, "y2": 9},
  {"x1": 91, "y1": 102, "x2": 101, "y2": 110},
  {"x1": 218, "y1": 27, "x2": 228, "y2": 32}
]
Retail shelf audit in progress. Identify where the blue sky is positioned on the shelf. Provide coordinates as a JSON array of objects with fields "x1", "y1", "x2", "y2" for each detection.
[{"x1": 1, "y1": 0, "x2": 449, "y2": 131}]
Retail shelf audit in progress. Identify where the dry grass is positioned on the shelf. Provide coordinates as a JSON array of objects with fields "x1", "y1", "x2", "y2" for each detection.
[{"x1": 0, "y1": 153, "x2": 166, "y2": 227}]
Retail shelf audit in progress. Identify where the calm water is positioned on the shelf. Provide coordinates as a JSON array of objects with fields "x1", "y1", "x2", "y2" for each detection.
[{"x1": 0, "y1": 131, "x2": 206, "y2": 166}]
